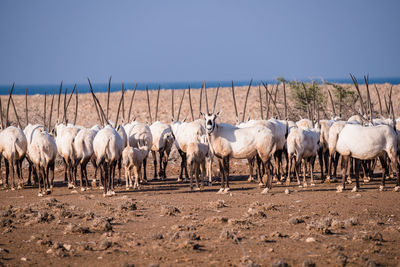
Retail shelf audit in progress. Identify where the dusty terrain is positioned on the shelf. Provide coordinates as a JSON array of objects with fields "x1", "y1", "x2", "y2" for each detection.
[{"x1": 0, "y1": 83, "x2": 400, "y2": 266}]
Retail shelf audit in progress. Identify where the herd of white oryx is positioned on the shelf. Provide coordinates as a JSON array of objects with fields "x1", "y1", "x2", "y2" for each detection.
[{"x1": 0, "y1": 75, "x2": 399, "y2": 197}]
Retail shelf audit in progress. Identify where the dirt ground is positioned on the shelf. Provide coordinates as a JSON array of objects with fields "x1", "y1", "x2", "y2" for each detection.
[
  {"x1": 1, "y1": 84, "x2": 400, "y2": 266},
  {"x1": 0, "y1": 158, "x2": 400, "y2": 267}
]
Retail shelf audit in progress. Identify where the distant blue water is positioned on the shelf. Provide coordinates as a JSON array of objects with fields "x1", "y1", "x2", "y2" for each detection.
[{"x1": 0, "y1": 77, "x2": 399, "y2": 95}]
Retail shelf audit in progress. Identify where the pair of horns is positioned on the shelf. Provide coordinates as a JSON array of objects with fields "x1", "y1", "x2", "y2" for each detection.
[
  {"x1": 5, "y1": 83, "x2": 22, "y2": 129},
  {"x1": 231, "y1": 80, "x2": 253, "y2": 122}
]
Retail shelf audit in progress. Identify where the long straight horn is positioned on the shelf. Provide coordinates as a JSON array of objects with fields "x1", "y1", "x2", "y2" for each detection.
[
  {"x1": 241, "y1": 79, "x2": 253, "y2": 122},
  {"x1": 0, "y1": 97, "x2": 3, "y2": 129},
  {"x1": 328, "y1": 89, "x2": 336, "y2": 117},
  {"x1": 114, "y1": 89, "x2": 124, "y2": 128},
  {"x1": 25, "y1": 88, "x2": 28, "y2": 126},
  {"x1": 364, "y1": 74, "x2": 372, "y2": 122},
  {"x1": 66, "y1": 84, "x2": 76, "y2": 110},
  {"x1": 88, "y1": 78, "x2": 102, "y2": 125},
  {"x1": 258, "y1": 84, "x2": 263, "y2": 120},
  {"x1": 204, "y1": 82, "x2": 209, "y2": 115},
  {"x1": 74, "y1": 87, "x2": 78, "y2": 125},
  {"x1": 88, "y1": 78, "x2": 107, "y2": 126},
  {"x1": 127, "y1": 83, "x2": 137, "y2": 122},
  {"x1": 6, "y1": 83, "x2": 15, "y2": 127},
  {"x1": 155, "y1": 84, "x2": 161, "y2": 122},
  {"x1": 49, "y1": 94, "x2": 54, "y2": 131},
  {"x1": 57, "y1": 81, "x2": 62, "y2": 121},
  {"x1": 283, "y1": 81, "x2": 288, "y2": 120},
  {"x1": 373, "y1": 84, "x2": 383, "y2": 116},
  {"x1": 212, "y1": 83, "x2": 220, "y2": 114},
  {"x1": 262, "y1": 81, "x2": 281, "y2": 119},
  {"x1": 231, "y1": 81, "x2": 239, "y2": 121},
  {"x1": 10, "y1": 95, "x2": 21, "y2": 129},
  {"x1": 44, "y1": 92, "x2": 47, "y2": 129},
  {"x1": 265, "y1": 84, "x2": 270, "y2": 119},
  {"x1": 171, "y1": 89, "x2": 175, "y2": 120},
  {"x1": 121, "y1": 84, "x2": 125, "y2": 123},
  {"x1": 390, "y1": 89, "x2": 395, "y2": 120},
  {"x1": 384, "y1": 94, "x2": 389, "y2": 117},
  {"x1": 188, "y1": 84, "x2": 194, "y2": 121},
  {"x1": 177, "y1": 88, "x2": 186, "y2": 121},
  {"x1": 388, "y1": 84, "x2": 393, "y2": 116},
  {"x1": 350, "y1": 73, "x2": 366, "y2": 118},
  {"x1": 63, "y1": 88, "x2": 67, "y2": 123},
  {"x1": 198, "y1": 82, "x2": 203, "y2": 118},
  {"x1": 107, "y1": 76, "x2": 111, "y2": 121},
  {"x1": 146, "y1": 85, "x2": 152, "y2": 124}
]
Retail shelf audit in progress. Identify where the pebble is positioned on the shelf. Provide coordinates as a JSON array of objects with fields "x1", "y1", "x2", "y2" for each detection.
[
  {"x1": 20, "y1": 257, "x2": 28, "y2": 261},
  {"x1": 305, "y1": 237, "x2": 316, "y2": 243},
  {"x1": 63, "y1": 244, "x2": 72, "y2": 251}
]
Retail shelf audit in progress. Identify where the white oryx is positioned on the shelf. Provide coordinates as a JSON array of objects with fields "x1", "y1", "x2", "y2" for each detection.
[{"x1": 203, "y1": 111, "x2": 276, "y2": 194}]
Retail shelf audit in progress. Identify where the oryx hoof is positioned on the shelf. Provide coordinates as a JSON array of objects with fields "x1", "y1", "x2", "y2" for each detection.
[
  {"x1": 336, "y1": 185, "x2": 344, "y2": 193},
  {"x1": 363, "y1": 178, "x2": 370, "y2": 183},
  {"x1": 394, "y1": 186, "x2": 399, "y2": 192},
  {"x1": 248, "y1": 176, "x2": 254, "y2": 182},
  {"x1": 379, "y1": 185, "x2": 384, "y2": 192},
  {"x1": 91, "y1": 180, "x2": 97, "y2": 188},
  {"x1": 216, "y1": 188, "x2": 224, "y2": 194},
  {"x1": 325, "y1": 178, "x2": 331, "y2": 184},
  {"x1": 261, "y1": 188, "x2": 270, "y2": 194},
  {"x1": 190, "y1": 186, "x2": 194, "y2": 191},
  {"x1": 311, "y1": 183, "x2": 316, "y2": 187},
  {"x1": 196, "y1": 187, "x2": 201, "y2": 191},
  {"x1": 17, "y1": 185, "x2": 22, "y2": 190},
  {"x1": 285, "y1": 180, "x2": 291, "y2": 186},
  {"x1": 67, "y1": 183, "x2": 73, "y2": 189},
  {"x1": 99, "y1": 186, "x2": 104, "y2": 190},
  {"x1": 276, "y1": 181, "x2": 282, "y2": 185},
  {"x1": 80, "y1": 187, "x2": 86, "y2": 192},
  {"x1": 303, "y1": 183, "x2": 308, "y2": 188},
  {"x1": 38, "y1": 192, "x2": 44, "y2": 197},
  {"x1": 177, "y1": 178, "x2": 182, "y2": 183},
  {"x1": 11, "y1": 187, "x2": 15, "y2": 191},
  {"x1": 208, "y1": 181, "x2": 213, "y2": 186},
  {"x1": 223, "y1": 188, "x2": 230, "y2": 194},
  {"x1": 347, "y1": 179, "x2": 352, "y2": 184},
  {"x1": 258, "y1": 182, "x2": 264, "y2": 188},
  {"x1": 351, "y1": 186, "x2": 358, "y2": 192}
]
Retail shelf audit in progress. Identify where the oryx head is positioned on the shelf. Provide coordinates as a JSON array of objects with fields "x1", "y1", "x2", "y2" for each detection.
[{"x1": 201, "y1": 111, "x2": 221, "y2": 134}]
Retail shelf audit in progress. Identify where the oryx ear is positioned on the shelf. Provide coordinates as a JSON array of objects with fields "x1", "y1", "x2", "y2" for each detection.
[
  {"x1": 182, "y1": 117, "x2": 187, "y2": 122},
  {"x1": 216, "y1": 111, "x2": 222, "y2": 117},
  {"x1": 171, "y1": 116, "x2": 175, "y2": 122},
  {"x1": 200, "y1": 111, "x2": 205, "y2": 117},
  {"x1": 65, "y1": 119, "x2": 69, "y2": 125}
]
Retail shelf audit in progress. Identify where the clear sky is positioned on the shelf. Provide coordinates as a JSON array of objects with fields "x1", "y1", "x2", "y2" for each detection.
[{"x1": 0, "y1": 0, "x2": 399, "y2": 85}]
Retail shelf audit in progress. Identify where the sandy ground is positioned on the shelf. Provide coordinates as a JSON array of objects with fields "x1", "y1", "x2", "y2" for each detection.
[{"x1": 0, "y1": 83, "x2": 400, "y2": 266}]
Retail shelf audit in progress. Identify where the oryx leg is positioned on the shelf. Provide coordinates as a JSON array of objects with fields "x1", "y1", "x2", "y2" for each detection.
[
  {"x1": 152, "y1": 150, "x2": 158, "y2": 180},
  {"x1": 310, "y1": 156, "x2": 316, "y2": 186},
  {"x1": 142, "y1": 157, "x2": 148, "y2": 183},
  {"x1": 217, "y1": 158, "x2": 225, "y2": 194},
  {"x1": 247, "y1": 157, "x2": 255, "y2": 182},
  {"x1": 338, "y1": 155, "x2": 350, "y2": 192}
]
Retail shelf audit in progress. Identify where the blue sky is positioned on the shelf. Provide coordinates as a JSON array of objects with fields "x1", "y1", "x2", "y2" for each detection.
[{"x1": 0, "y1": 0, "x2": 399, "y2": 85}]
